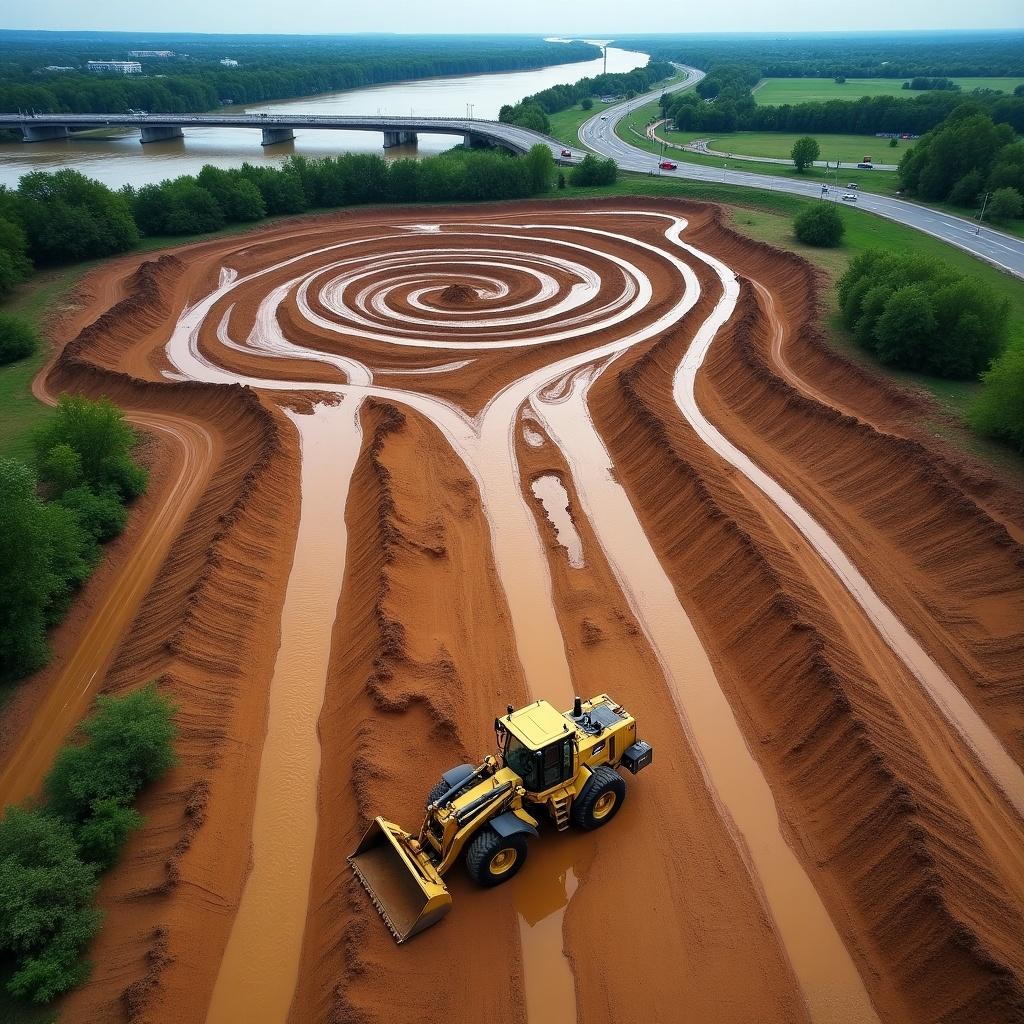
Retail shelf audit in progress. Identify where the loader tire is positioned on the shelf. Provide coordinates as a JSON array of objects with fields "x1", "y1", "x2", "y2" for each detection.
[
  {"x1": 465, "y1": 827, "x2": 528, "y2": 888},
  {"x1": 571, "y1": 765, "x2": 626, "y2": 830}
]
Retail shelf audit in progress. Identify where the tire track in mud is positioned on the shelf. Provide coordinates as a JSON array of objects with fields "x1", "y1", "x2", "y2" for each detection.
[{"x1": 17, "y1": 201, "x2": 1022, "y2": 1024}]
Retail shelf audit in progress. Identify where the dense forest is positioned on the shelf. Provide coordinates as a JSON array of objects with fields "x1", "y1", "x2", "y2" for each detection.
[
  {"x1": 0, "y1": 33, "x2": 599, "y2": 114},
  {"x1": 613, "y1": 31, "x2": 1024, "y2": 79}
]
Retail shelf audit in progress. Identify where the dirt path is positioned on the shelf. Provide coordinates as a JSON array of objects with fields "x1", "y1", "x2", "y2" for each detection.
[{"x1": 8, "y1": 199, "x2": 1022, "y2": 1024}]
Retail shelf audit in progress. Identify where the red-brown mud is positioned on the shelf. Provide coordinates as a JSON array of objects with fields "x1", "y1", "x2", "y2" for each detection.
[{"x1": 2, "y1": 200, "x2": 1020, "y2": 1024}]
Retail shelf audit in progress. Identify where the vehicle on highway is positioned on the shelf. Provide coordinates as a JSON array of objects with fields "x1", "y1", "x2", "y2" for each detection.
[
  {"x1": 847, "y1": 183, "x2": 859, "y2": 189},
  {"x1": 659, "y1": 160, "x2": 677, "y2": 170},
  {"x1": 842, "y1": 193, "x2": 858, "y2": 202},
  {"x1": 857, "y1": 162, "x2": 874, "y2": 169},
  {"x1": 560, "y1": 149, "x2": 572, "y2": 158}
]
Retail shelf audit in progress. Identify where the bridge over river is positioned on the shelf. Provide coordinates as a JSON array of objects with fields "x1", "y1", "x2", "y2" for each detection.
[{"x1": 0, "y1": 112, "x2": 580, "y2": 162}]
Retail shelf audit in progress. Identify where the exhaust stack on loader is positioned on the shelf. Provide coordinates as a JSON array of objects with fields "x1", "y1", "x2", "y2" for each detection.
[{"x1": 348, "y1": 693, "x2": 653, "y2": 943}]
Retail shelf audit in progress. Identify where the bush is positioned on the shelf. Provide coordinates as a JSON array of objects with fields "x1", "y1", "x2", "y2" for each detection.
[
  {"x1": 0, "y1": 313, "x2": 37, "y2": 365},
  {"x1": 45, "y1": 684, "x2": 178, "y2": 825},
  {"x1": 793, "y1": 203, "x2": 845, "y2": 247},
  {"x1": 581, "y1": 96, "x2": 594, "y2": 110},
  {"x1": 838, "y1": 250, "x2": 1008, "y2": 378},
  {"x1": 57, "y1": 485, "x2": 128, "y2": 543},
  {"x1": 35, "y1": 395, "x2": 147, "y2": 501},
  {"x1": 131, "y1": 178, "x2": 225, "y2": 236},
  {"x1": 0, "y1": 459, "x2": 92, "y2": 682},
  {"x1": 0, "y1": 215, "x2": 32, "y2": 300},
  {"x1": 569, "y1": 154, "x2": 618, "y2": 187},
  {"x1": 0, "y1": 807, "x2": 101, "y2": 1003},
  {"x1": 0, "y1": 687, "x2": 176, "y2": 1004},
  {"x1": 989, "y1": 186, "x2": 1023, "y2": 221},
  {"x1": 971, "y1": 338, "x2": 1024, "y2": 450}
]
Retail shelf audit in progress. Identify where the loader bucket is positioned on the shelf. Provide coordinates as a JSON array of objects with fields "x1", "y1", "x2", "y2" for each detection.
[{"x1": 349, "y1": 817, "x2": 453, "y2": 943}]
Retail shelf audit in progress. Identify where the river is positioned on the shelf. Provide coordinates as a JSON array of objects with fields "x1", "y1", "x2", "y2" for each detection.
[{"x1": 0, "y1": 42, "x2": 646, "y2": 188}]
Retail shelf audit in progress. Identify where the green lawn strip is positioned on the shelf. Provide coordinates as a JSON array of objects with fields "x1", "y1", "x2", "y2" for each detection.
[
  {"x1": 548, "y1": 100, "x2": 615, "y2": 146},
  {"x1": 753, "y1": 76, "x2": 1024, "y2": 106},
  {"x1": 0, "y1": 266, "x2": 92, "y2": 460},
  {"x1": 659, "y1": 129, "x2": 911, "y2": 165}
]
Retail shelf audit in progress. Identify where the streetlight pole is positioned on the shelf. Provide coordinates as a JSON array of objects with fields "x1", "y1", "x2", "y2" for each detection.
[{"x1": 976, "y1": 191, "x2": 991, "y2": 235}]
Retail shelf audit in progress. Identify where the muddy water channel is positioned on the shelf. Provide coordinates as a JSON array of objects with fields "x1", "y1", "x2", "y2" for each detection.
[
  {"x1": 136, "y1": 203, "x2": 1024, "y2": 1024},
  {"x1": 0, "y1": 43, "x2": 645, "y2": 188}
]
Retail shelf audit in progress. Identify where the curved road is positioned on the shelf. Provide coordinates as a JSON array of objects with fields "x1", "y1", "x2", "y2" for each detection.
[{"x1": 578, "y1": 65, "x2": 1024, "y2": 278}]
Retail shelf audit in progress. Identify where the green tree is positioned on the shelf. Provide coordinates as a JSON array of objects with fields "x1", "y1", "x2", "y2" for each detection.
[
  {"x1": 14, "y1": 170, "x2": 139, "y2": 265},
  {"x1": 524, "y1": 144, "x2": 555, "y2": 194},
  {"x1": 569, "y1": 154, "x2": 618, "y2": 187},
  {"x1": 791, "y1": 136, "x2": 820, "y2": 172},
  {"x1": 971, "y1": 338, "x2": 1024, "y2": 450},
  {"x1": 581, "y1": 96, "x2": 594, "y2": 110},
  {"x1": 75, "y1": 798, "x2": 143, "y2": 870},
  {"x1": 949, "y1": 169, "x2": 984, "y2": 207},
  {"x1": 0, "y1": 459, "x2": 93, "y2": 681},
  {"x1": 44, "y1": 684, "x2": 177, "y2": 824},
  {"x1": 793, "y1": 203, "x2": 845, "y2": 247},
  {"x1": 873, "y1": 285, "x2": 938, "y2": 369},
  {"x1": 57, "y1": 485, "x2": 128, "y2": 543},
  {"x1": 989, "y1": 186, "x2": 1023, "y2": 220},
  {"x1": 0, "y1": 806, "x2": 101, "y2": 1003},
  {"x1": 0, "y1": 215, "x2": 32, "y2": 299},
  {"x1": 35, "y1": 395, "x2": 147, "y2": 501},
  {"x1": 0, "y1": 312, "x2": 37, "y2": 365}
]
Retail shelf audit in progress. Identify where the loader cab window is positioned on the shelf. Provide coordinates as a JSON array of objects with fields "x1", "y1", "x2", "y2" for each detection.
[{"x1": 504, "y1": 734, "x2": 573, "y2": 793}]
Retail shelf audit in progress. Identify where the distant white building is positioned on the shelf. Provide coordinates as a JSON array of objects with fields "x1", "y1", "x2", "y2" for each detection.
[
  {"x1": 129, "y1": 50, "x2": 174, "y2": 58},
  {"x1": 87, "y1": 60, "x2": 142, "y2": 75},
  {"x1": 43, "y1": 66, "x2": 75, "y2": 72},
  {"x1": 220, "y1": 58, "x2": 239, "y2": 67}
]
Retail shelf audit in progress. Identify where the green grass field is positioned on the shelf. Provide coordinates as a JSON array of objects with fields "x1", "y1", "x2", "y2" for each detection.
[
  {"x1": 754, "y1": 76, "x2": 1024, "y2": 106},
  {"x1": 659, "y1": 130, "x2": 912, "y2": 165},
  {"x1": 548, "y1": 100, "x2": 615, "y2": 146}
]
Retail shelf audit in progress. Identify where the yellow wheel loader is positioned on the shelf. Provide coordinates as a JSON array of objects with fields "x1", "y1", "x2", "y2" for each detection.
[{"x1": 350, "y1": 693, "x2": 653, "y2": 942}]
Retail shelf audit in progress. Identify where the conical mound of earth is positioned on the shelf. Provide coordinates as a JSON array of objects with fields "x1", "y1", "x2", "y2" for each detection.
[{"x1": 439, "y1": 282, "x2": 476, "y2": 304}]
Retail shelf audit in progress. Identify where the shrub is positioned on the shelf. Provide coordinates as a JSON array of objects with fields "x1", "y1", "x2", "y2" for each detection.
[
  {"x1": 0, "y1": 459, "x2": 91, "y2": 681},
  {"x1": 45, "y1": 684, "x2": 178, "y2": 824},
  {"x1": 35, "y1": 395, "x2": 147, "y2": 500},
  {"x1": 793, "y1": 203, "x2": 845, "y2": 247},
  {"x1": 838, "y1": 250, "x2": 1008, "y2": 378},
  {"x1": 0, "y1": 806, "x2": 101, "y2": 1003},
  {"x1": 989, "y1": 186, "x2": 1023, "y2": 221},
  {"x1": 581, "y1": 96, "x2": 594, "y2": 110},
  {"x1": 970, "y1": 338, "x2": 1024, "y2": 450},
  {"x1": 57, "y1": 485, "x2": 129, "y2": 543},
  {"x1": 0, "y1": 313, "x2": 37, "y2": 365},
  {"x1": 569, "y1": 154, "x2": 618, "y2": 187}
]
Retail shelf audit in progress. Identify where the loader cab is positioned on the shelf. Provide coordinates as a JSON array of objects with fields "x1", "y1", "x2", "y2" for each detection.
[{"x1": 497, "y1": 700, "x2": 576, "y2": 796}]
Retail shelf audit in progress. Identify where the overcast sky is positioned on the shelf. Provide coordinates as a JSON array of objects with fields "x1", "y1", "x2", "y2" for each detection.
[{"x1": 3, "y1": 0, "x2": 1021, "y2": 34}]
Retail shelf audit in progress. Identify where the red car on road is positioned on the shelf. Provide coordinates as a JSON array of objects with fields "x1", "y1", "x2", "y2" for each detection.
[
  {"x1": 659, "y1": 160, "x2": 677, "y2": 170},
  {"x1": 560, "y1": 149, "x2": 572, "y2": 158}
]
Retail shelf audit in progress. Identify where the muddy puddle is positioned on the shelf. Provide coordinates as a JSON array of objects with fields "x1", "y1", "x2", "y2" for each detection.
[{"x1": 531, "y1": 474, "x2": 585, "y2": 568}]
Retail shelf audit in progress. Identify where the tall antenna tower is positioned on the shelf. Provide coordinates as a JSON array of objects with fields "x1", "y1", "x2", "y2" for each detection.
[{"x1": 603, "y1": 45, "x2": 608, "y2": 75}]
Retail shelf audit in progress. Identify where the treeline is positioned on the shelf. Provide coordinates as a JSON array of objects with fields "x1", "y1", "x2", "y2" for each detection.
[
  {"x1": 1, "y1": 396, "x2": 148, "y2": 683},
  {"x1": 0, "y1": 34, "x2": 599, "y2": 115},
  {"x1": 904, "y1": 76, "x2": 960, "y2": 91},
  {"x1": 499, "y1": 60, "x2": 674, "y2": 133},
  {"x1": 838, "y1": 248, "x2": 1021, "y2": 448},
  {"x1": 614, "y1": 31, "x2": 1024, "y2": 79},
  {"x1": 0, "y1": 685, "x2": 176, "y2": 1003},
  {"x1": 663, "y1": 69, "x2": 1024, "y2": 136},
  {"x1": 0, "y1": 145, "x2": 560, "y2": 272},
  {"x1": 899, "y1": 105, "x2": 1023, "y2": 214}
]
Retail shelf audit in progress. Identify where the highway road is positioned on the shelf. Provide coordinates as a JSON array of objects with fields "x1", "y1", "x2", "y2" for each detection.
[{"x1": 578, "y1": 65, "x2": 1024, "y2": 279}]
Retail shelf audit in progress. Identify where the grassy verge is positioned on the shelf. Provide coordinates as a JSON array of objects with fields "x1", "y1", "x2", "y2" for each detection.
[
  {"x1": 548, "y1": 100, "x2": 615, "y2": 146},
  {"x1": 564, "y1": 171, "x2": 1024, "y2": 474},
  {"x1": 753, "y1": 76, "x2": 1024, "y2": 105},
  {"x1": 0, "y1": 266, "x2": 92, "y2": 460},
  {"x1": 657, "y1": 129, "x2": 910, "y2": 165}
]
